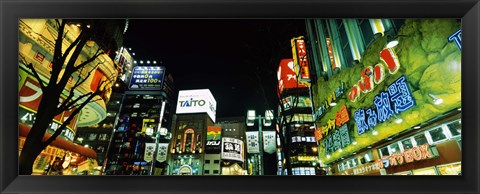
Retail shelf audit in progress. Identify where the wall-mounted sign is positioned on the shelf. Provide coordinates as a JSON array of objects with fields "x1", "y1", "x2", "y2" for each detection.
[
  {"x1": 376, "y1": 144, "x2": 434, "y2": 168},
  {"x1": 128, "y1": 66, "x2": 165, "y2": 90},
  {"x1": 323, "y1": 124, "x2": 351, "y2": 156},
  {"x1": 157, "y1": 143, "x2": 169, "y2": 162},
  {"x1": 291, "y1": 136, "x2": 316, "y2": 143},
  {"x1": 246, "y1": 131, "x2": 260, "y2": 154},
  {"x1": 349, "y1": 48, "x2": 400, "y2": 102},
  {"x1": 448, "y1": 29, "x2": 461, "y2": 50},
  {"x1": 281, "y1": 96, "x2": 313, "y2": 110},
  {"x1": 176, "y1": 89, "x2": 217, "y2": 122},
  {"x1": 291, "y1": 36, "x2": 311, "y2": 83},
  {"x1": 318, "y1": 105, "x2": 350, "y2": 138},
  {"x1": 221, "y1": 137, "x2": 244, "y2": 162},
  {"x1": 144, "y1": 143, "x2": 155, "y2": 162},
  {"x1": 355, "y1": 75, "x2": 415, "y2": 135},
  {"x1": 178, "y1": 165, "x2": 193, "y2": 175},
  {"x1": 277, "y1": 59, "x2": 309, "y2": 97}
]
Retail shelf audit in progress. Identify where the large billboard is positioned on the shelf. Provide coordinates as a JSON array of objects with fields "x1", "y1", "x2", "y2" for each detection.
[
  {"x1": 205, "y1": 126, "x2": 222, "y2": 153},
  {"x1": 291, "y1": 36, "x2": 311, "y2": 83},
  {"x1": 176, "y1": 89, "x2": 217, "y2": 122},
  {"x1": 128, "y1": 66, "x2": 166, "y2": 90},
  {"x1": 221, "y1": 137, "x2": 244, "y2": 162}
]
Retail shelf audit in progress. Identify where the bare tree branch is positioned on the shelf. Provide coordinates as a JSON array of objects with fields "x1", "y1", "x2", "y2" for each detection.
[
  {"x1": 57, "y1": 92, "x2": 93, "y2": 115},
  {"x1": 73, "y1": 49, "x2": 104, "y2": 72},
  {"x1": 25, "y1": 63, "x2": 47, "y2": 93}
]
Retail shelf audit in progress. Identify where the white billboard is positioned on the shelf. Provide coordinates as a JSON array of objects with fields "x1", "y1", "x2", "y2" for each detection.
[
  {"x1": 221, "y1": 137, "x2": 244, "y2": 162},
  {"x1": 176, "y1": 89, "x2": 217, "y2": 122}
]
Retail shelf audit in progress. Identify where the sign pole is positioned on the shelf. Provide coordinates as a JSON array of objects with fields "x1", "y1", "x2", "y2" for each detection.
[{"x1": 150, "y1": 100, "x2": 166, "y2": 175}]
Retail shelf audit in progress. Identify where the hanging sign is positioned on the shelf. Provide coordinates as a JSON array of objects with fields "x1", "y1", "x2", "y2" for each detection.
[
  {"x1": 246, "y1": 131, "x2": 260, "y2": 154},
  {"x1": 156, "y1": 143, "x2": 169, "y2": 162},
  {"x1": 129, "y1": 66, "x2": 166, "y2": 90},
  {"x1": 263, "y1": 131, "x2": 276, "y2": 154},
  {"x1": 144, "y1": 143, "x2": 155, "y2": 162},
  {"x1": 221, "y1": 137, "x2": 244, "y2": 162}
]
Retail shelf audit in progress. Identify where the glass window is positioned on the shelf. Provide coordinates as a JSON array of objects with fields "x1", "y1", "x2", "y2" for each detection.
[
  {"x1": 213, "y1": 170, "x2": 219, "y2": 174},
  {"x1": 204, "y1": 170, "x2": 210, "y2": 174},
  {"x1": 414, "y1": 133, "x2": 429, "y2": 146},
  {"x1": 412, "y1": 167, "x2": 438, "y2": 175},
  {"x1": 214, "y1": 160, "x2": 219, "y2": 164},
  {"x1": 389, "y1": 143, "x2": 400, "y2": 154},
  {"x1": 401, "y1": 138, "x2": 414, "y2": 150},
  {"x1": 447, "y1": 120, "x2": 461, "y2": 137},
  {"x1": 437, "y1": 162, "x2": 461, "y2": 175},
  {"x1": 429, "y1": 127, "x2": 447, "y2": 143},
  {"x1": 350, "y1": 158, "x2": 358, "y2": 167},
  {"x1": 379, "y1": 147, "x2": 390, "y2": 157},
  {"x1": 205, "y1": 160, "x2": 210, "y2": 164},
  {"x1": 364, "y1": 151, "x2": 373, "y2": 162},
  {"x1": 359, "y1": 19, "x2": 374, "y2": 47}
]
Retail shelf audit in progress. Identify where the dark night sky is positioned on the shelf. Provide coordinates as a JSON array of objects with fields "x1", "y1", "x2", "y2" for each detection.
[{"x1": 123, "y1": 19, "x2": 306, "y2": 118}]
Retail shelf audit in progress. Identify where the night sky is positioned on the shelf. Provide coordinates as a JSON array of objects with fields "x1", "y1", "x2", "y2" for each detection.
[{"x1": 123, "y1": 19, "x2": 306, "y2": 118}]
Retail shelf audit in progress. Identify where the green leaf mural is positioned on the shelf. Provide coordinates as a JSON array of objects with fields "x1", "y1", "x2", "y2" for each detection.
[{"x1": 313, "y1": 19, "x2": 461, "y2": 164}]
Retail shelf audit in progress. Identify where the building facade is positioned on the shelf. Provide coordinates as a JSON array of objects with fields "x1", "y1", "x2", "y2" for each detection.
[{"x1": 304, "y1": 19, "x2": 462, "y2": 175}]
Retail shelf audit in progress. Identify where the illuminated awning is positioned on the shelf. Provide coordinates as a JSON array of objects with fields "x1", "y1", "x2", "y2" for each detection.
[{"x1": 19, "y1": 124, "x2": 97, "y2": 159}]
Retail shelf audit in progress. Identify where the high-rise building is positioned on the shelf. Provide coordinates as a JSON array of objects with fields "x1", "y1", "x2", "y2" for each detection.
[
  {"x1": 104, "y1": 65, "x2": 175, "y2": 175},
  {"x1": 216, "y1": 117, "x2": 248, "y2": 175}
]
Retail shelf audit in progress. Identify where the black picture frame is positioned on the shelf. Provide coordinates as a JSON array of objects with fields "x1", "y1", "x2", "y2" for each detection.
[{"x1": 1, "y1": 0, "x2": 478, "y2": 193}]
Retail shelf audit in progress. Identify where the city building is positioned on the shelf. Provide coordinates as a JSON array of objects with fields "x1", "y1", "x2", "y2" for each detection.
[
  {"x1": 275, "y1": 37, "x2": 320, "y2": 175},
  {"x1": 304, "y1": 19, "x2": 462, "y2": 175},
  {"x1": 168, "y1": 89, "x2": 217, "y2": 175},
  {"x1": 217, "y1": 117, "x2": 248, "y2": 175},
  {"x1": 18, "y1": 19, "x2": 125, "y2": 175},
  {"x1": 103, "y1": 64, "x2": 176, "y2": 175}
]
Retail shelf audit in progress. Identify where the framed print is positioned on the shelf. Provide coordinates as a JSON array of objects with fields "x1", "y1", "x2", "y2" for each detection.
[{"x1": 1, "y1": 0, "x2": 479, "y2": 194}]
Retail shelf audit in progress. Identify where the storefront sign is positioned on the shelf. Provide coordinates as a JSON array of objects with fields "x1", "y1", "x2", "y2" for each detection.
[
  {"x1": 448, "y1": 29, "x2": 461, "y2": 50},
  {"x1": 314, "y1": 128, "x2": 323, "y2": 142},
  {"x1": 376, "y1": 144, "x2": 433, "y2": 168},
  {"x1": 355, "y1": 75, "x2": 415, "y2": 135},
  {"x1": 291, "y1": 136, "x2": 316, "y2": 143},
  {"x1": 176, "y1": 89, "x2": 217, "y2": 122},
  {"x1": 263, "y1": 131, "x2": 276, "y2": 154},
  {"x1": 19, "y1": 108, "x2": 76, "y2": 141},
  {"x1": 246, "y1": 131, "x2": 260, "y2": 154},
  {"x1": 349, "y1": 47, "x2": 400, "y2": 102},
  {"x1": 144, "y1": 143, "x2": 155, "y2": 162},
  {"x1": 351, "y1": 163, "x2": 381, "y2": 175},
  {"x1": 314, "y1": 83, "x2": 345, "y2": 120},
  {"x1": 318, "y1": 105, "x2": 350, "y2": 138},
  {"x1": 221, "y1": 137, "x2": 244, "y2": 162},
  {"x1": 129, "y1": 66, "x2": 166, "y2": 90}
]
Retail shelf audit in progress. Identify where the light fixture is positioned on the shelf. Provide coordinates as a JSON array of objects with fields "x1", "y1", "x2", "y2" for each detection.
[
  {"x1": 326, "y1": 155, "x2": 331, "y2": 159},
  {"x1": 76, "y1": 23, "x2": 81, "y2": 27},
  {"x1": 352, "y1": 141, "x2": 357, "y2": 145},
  {"x1": 153, "y1": 61, "x2": 157, "y2": 64},
  {"x1": 134, "y1": 61, "x2": 137, "y2": 64},
  {"x1": 140, "y1": 60, "x2": 144, "y2": 64},
  {"x1": 339, "y1": 149, "x2": 343, "y2": 152},
  {"x1": 458, "y1": 108, "x2": 461, "y2": 111},
  {"x1": 395, "y1": 118, "x2": 403, "y2": 124},
  {"x1": 86, "y1": 24, "x2": 91, "y2": 28},
  {"x1": 414, "y1": 126, "x2": 421, "y2": 129},
  {"x1": 147, "y1": 61, "x2": 151, "y2": 64},
  {"x1": 367, "y1": 146, "x2": 372, "y2": 149},
  {"x1": 128, "y1": 48, "x2": 132, "y2": 51},
  {"x1": 294, "y1": 123, "x2": 301, "y2": 128},
  {"x1": 309, "y1": 126, "x2": 315, "y2": 129},
  {"x1": 386, "y1": 34, "x2": 407, "y2": 48},
  {"x1": 329, "y1": 102, "x2": 337, "y2": 106},
  {"x1": 387, "y1": 137, "x2": 392, "y2": 140},
  {"x1": 246, "y1": 110, "x2": 256, "y2": 126},
  {"x1": 132, "y1": 53, "x2": 135, "y2": 56},
  {"x1": 372, "y1": 130, "x2": 378, "y2": 136},
  {"x1": 84, "y1": 144, "x2": 89, "y2": 148},
  {"x1": 115, "y1": 83, "x2": 120, "y2": 87},
  {"x1": 428, "y1": 94, "x2": 443, "y2": 105},
  {"x1": 263, "y1": 110, "x2": 274, "y2": 127}
]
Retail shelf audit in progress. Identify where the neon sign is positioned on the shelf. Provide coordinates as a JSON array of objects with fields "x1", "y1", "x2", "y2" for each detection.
[
  {"x1": 376, "y1": 144, "x2": 433, "y2": 168},
  {"x1": 354, "y1": 75, "x2": 415, "y2": 135},
  {"x1": 448, "y1": 29, "x2": 461, "y2": 50},
  {"x1": 314, "y1": 82, "x2": 345, "y2": 120},
  {"x1": 349, "y1": 48, "x2": 400, "y2": 102}
]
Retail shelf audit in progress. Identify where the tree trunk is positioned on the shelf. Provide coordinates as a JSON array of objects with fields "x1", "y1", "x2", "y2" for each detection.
[{"x1": 19, "y1": 136, "x2": 45, "y2": 175}]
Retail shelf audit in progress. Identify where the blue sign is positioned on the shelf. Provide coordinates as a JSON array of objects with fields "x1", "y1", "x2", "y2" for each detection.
[
  {"x1": 128, "y1": 66, "x2": 166, "y2": 90},
  {"x1": 354, "y1": 75, "x2": 415, "y2": 135},
  {"x1": 448, "y1": 29, "x2": 461, "y2": 50}
]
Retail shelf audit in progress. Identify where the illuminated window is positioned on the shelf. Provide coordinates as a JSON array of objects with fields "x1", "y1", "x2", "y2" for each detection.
[
  {"x1": 414, "y1": 133, "x2": 429, "y2": 146},
  {"x1": 389, "y1": 143, "x2": 400, "y2": 154},
  {"x1": 401, "y1": 138, "x2": 414, "y2": 150},
  {"x1": 446, "y1": 120, "x2": 461, "y2": 137},
  {"x1": 429, "y1": 127, "x2": 448, "y2": 143},
  {"x1": 379, "y1": 147, "x2": 389, "y2": 157}
]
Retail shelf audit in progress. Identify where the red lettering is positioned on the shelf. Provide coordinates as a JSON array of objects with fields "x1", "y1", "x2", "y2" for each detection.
[
  {"x1": 379, "y1": 48, "x2": 400, "y2": 74},
  {"x1": 395, "y1": 153, "x2": 404, "y2": 165},
  {"x1": 403, "y1": 149, "x2": 414, "y2": 163},
  {"x1": 358, "y1": 67, "x2": 374, "y2": 93},
  {"x1": 375, "y1": 159, "x2": 384, "y2": 169},
  {"x1": 419, "y1": 144, "x2": 432, "y2": 159},
  {"x1": 373, "y1": 63, "x2": 385, "y2": 84},
  {"x1": 389, "y1": 155, "x2": 397, "y2": 166},
  {"x1": 412, "y1": 146, "x2": 422, "y2": 161},
  {"x1": 349, "y1": 85, "x2": 360, "y2": 102}
]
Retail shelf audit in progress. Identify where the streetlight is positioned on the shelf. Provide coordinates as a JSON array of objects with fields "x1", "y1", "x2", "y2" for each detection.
[
  {"x1": 246, "y1": 109, "x2": 274, "y2": 175},
  {"x1": 149, "y1": 101, "x2": 166, "y2": 175}
]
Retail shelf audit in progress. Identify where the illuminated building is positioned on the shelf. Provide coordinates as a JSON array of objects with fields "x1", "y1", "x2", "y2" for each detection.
[
  {"x1": 18, "y1": 19, "x2": 125, "y2": 175},
  {"x1": 168, "y1": 89, "x2": 216, "y2": 175},
  {"x1": 304, "y1": 19, "x2": 462, "y2": 175},
  {"x1": 217, "y1": 117, "x2": 248, "y2": 175}
]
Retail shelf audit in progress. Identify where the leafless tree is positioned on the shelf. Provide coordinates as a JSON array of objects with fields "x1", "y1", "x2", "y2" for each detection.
[{"x1": 19, "y1": 19, "x2": 114, "y2": 175}]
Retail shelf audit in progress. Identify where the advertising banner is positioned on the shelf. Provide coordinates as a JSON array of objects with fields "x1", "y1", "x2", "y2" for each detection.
[
  {"x1": 291, "y1": 36, "x2": 311, "y2": 83},
  {"x1": 157, "y1": 143, "x2": 169, "y2": 162},
  {"x1": 263, "y1": 131, "x2": 276, "y2": 154},
  {"x1": 277, "y1": 59, "x2": 309, "y2": 96},
  {"x1": 207, "y1": 126, "x2": 221, "y2": 140},
  {"x1": 281, "y1": 96, "x2": 313, "y2": 110},
  {"x1": 144, "y1": 143, "x2": 155, "y2": 162},
  {"x1": 129, "y1": 66, "x2": 166, "y2": 90},
  {"x1": 206, "y1": 126, "x2": 222, "y2": 153},
  {"x1": 176, "y1": 89, "x2": 217, "y2": 122},
  {"x1": 246, "y1": 131, "x2": 260, "y2": 154},
  {"x1": 221, "y1": 137, "x2": 244, "y2": 162}
]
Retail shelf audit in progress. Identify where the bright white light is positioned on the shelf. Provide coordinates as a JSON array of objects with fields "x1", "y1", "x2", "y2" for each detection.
[
  {"x1": 327, "y1": 155, "x2": 331, "y2": 159},
  {"x1": 147, "y1": 61, "x2": 150, "y2": 64},
  {"x1": 434, "y1": 98, "x2": 444, "y2": 105},
  {"x1": 458, "y1": 108, "x2": 461, "y2": 111},
  {"x1": 386, "y1": 40, "x2": 399, "y2": 48},
  {"x1": 395, "y1": 118, "x2": 403, "y2": 123},
  {"x1": 339, "y1": 149, "x2": 343, "y2": 152},
  {"x1": 414, "y1": 126, "x2": 421, "y2": 129},
  {"x1": 294, "y1": 124, "x2": 301, "y2": 128},
  {"x1": 329, "y1": 102, "x2": 337, "y2": 106},
  {"x1": 352, "y1": 141, "x2": 357, "y2": 145},
  {"x1": 372, "y1": 130, "x2": 378, "y2": 135},
  {"x1": 153, "y1": 61, "x2": 157, "y2": 64},
  {"x1": 140, "y1": 60, "x2": 144, "y2": 64}
]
